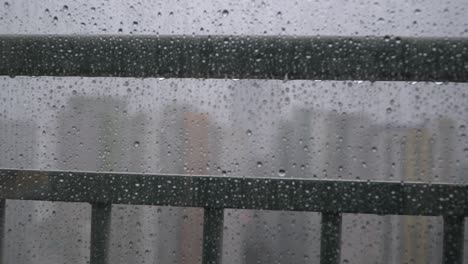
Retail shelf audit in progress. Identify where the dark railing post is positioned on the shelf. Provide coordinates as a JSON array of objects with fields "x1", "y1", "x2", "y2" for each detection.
[
  {"x1": 0, "y1": 200, "x2": 5, "y2": 264},
  {"x1": 90, "y1": 203, "x2": 112, "y2": 264},
  {"x1": 442, "y1": 215, "x2": 465, "y2": 264},
  {"x1": 320, "y1": 213, "x2": 342, "y2": 264},
  {"x1": 202, "y1": 208, "x2": 224, "y2": 264}
]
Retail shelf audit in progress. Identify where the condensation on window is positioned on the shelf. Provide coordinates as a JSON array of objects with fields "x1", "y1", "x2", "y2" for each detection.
[
  {"x1": 1, "y1": 1, "x2": 467, "y2": 264},
  {"x1": 1, "y1": 0, "x2": 467, "y2": 37}
]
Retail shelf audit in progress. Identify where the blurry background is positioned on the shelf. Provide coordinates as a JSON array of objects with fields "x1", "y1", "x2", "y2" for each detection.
[{"x1": 1, "y1": 0, "x2": 468, "y2": 263}]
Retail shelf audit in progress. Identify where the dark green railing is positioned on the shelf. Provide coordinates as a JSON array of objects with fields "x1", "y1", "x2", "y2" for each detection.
[
  {"x1": 0, "y1": 169, "x2": 466, "y2": 264},
  {"x1": 1, "y1": 35, "x2": 468, "y2": 82},
  {"x1": 1, "y1": 35, "x2": 467, "y2": 263}
]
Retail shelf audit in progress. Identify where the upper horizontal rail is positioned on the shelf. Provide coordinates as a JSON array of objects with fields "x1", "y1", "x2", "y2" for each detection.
[
  {"x1": 0, "y1": 35, "x2": 467, "y2": 82},
  {"x1": 0, "y1": 169, "x2": 466, "y2": 216}
]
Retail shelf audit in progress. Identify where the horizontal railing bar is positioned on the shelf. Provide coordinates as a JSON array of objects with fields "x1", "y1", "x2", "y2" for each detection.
[
  {"x1": 1, "y1": 35, "x2": 467, "y2": 82},
  {"x1": 0, "y1": 169, "x2": 467, "y2": 216}
]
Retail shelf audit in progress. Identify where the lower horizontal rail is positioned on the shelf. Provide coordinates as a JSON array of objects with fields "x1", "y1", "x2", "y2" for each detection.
[
  {"x1": 1, "y1": 35, "x2": 467, "y2": 82},
  {"x1": 0, "y1": 169, "x2": 467, "y2": 216}
]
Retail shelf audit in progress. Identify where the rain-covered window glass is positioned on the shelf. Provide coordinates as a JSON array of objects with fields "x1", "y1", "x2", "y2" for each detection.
[{"x1": 1, "y1": 1, "x2": 467, "y2": 264}]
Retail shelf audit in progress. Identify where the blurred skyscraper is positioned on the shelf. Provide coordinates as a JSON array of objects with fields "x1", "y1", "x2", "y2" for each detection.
[
  {"x1": 0, "y1": 120, "x2": 36, "y2": 170},
  {"x1": 158, "y1": 103, "x2": 222, "y2": 264},
  {"x1": 57, "y1": 96, "x2": 147, "y2": 264},
  {"x1": 0, "y1": 120, "x2": 37, "y2": 264}
]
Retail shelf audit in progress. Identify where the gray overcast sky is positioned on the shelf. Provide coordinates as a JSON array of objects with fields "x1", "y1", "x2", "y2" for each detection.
[{"x1": 1, "y1": 0, "x2": 467, "y2": 37}]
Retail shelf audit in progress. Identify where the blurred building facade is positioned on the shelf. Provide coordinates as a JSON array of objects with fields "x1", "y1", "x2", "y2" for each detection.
[
  {"x1": 0, "y1": 92, "x2": 465, "y2": 263},
  {"x1": 0, "y1": 120, "x2": 37, "y2": 264}
]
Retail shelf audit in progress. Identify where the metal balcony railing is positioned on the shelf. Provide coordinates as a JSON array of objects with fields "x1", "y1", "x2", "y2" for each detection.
[
  {"x1": 0, "y1": 35, "x2": 468, "y2": 264},
  {"x1": 0, "y1": 169, "x2": 466, "y2": 264}
]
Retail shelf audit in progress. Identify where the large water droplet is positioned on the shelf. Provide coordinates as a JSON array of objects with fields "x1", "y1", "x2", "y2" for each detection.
[{"x1": 278, "y1": 169, "x2": 286, "y2": 177}]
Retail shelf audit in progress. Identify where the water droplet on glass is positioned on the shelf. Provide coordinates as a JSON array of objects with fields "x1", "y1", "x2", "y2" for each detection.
[
  {"x1": 134, "y1": 141, "x2": 140, "y2": 147},
  {"x1": 222, "y1": 9, "x2": 229, "y2": 17},
  {"x1": 371, "y1": 146, "x2": 377, "y2": 152},
  {"x1": 278, "y1": 169, "x2": 286, "y2": 177},
  {"x1": 386, "y1": 107, "x2": 392, "y2": 114},
  {"x1": 246, "y1": 129, "x2": 252, "y2": 136},
  {"x1": 257, "y1": 161, "x2": 263, "y2": 168}
]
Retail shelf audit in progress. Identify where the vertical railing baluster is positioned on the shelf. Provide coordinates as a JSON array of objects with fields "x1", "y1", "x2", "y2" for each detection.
[
  {"x1": 0, "y1": 200, "x2": 5, "y2": 264},
  {"x1": 90, "y1": 203, "x2": 112, "y2": 264},
  {"x1": 320, "y1": 213, "x2": 342, "y2": 264},
  {"x1": 442, "y1": 215, "x2": 465, "y2": 264},
  {"x1": 202, "y1": 208, "x2": 224, "y2": 264}
]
